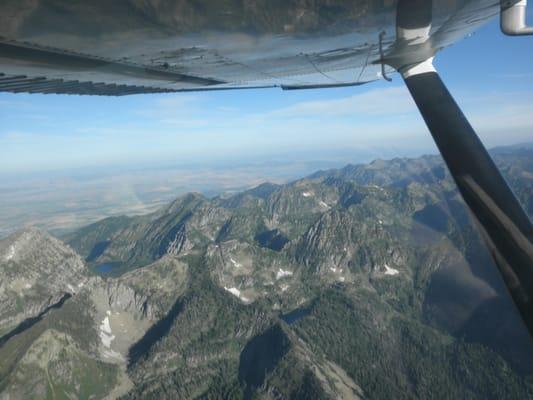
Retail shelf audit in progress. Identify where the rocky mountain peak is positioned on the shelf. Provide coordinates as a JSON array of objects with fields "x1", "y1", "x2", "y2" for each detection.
[{"x1": 0, "y1": 228, "x2": 88, "y2": 334}]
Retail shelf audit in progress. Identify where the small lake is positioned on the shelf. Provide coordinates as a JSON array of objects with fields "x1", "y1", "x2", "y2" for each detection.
[
  {"x1": 281, "y1": 307, "x2": 311, "y2": 325},
  {"x1": 94, "y1": 262, "x2": 121, "y2": 274}
]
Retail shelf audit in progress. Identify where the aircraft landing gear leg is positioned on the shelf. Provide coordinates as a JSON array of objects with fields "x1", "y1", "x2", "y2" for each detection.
[{"x1": 400, "y1": 60, "x2": 533, "y2": 336}]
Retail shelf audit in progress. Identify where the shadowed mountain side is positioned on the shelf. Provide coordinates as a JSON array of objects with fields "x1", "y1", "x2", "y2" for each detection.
[
  {"x1": 239, "y1": 324, "x2": 291, "y2": 399},
  {"x1": 128, "y1": 298, "x2": 185, "y2": 365},
  {"x1": 0, "y1": 293, "x2": 72, "y2": 348}
]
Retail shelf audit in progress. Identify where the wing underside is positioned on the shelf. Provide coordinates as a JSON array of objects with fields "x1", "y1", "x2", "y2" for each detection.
[{"x1": 0, "y1": 0, "x2": 499, "y2": 96}]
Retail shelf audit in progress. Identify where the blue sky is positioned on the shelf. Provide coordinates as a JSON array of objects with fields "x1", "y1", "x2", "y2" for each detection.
[{"x1": 1, "y1": 14, "x2": 533, "y2": 175}]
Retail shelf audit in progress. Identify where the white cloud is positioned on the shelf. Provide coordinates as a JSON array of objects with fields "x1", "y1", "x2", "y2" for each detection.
[
  {"x1": 1, "y1": 81, "x2": 532, "y2": 174},
  {"x1": 266, "y1": 86, "x2": 416, "y2": 119}
]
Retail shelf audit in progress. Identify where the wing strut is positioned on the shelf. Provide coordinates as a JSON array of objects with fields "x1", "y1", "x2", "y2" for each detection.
[
  {"x1": 402, "y1": 65, "x2": 533, "y2": 335},
  {"x1": 391, "y1": 0, "x2": 533, "y2": 336}
]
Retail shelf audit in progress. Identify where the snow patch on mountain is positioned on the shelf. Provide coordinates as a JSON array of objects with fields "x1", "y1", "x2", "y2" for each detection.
[
  {"x1": 229, "y1": 257, "x2": 242, "y2": 268},
  {"x1": 276, "y1": 269, "x2": 293, "y2": 280},
  {"x1": 224, "y1": 287, "x2": 250, "y2": 302},
  {"x1": 99, "y1": 312, "x2": 116, "y2": 349},
  {"x1": 384, "y1": 264, "x2": 400, "y2": 276},
  {"x1": 4, "y1": 245, "x2": 15, "y2": 261}
]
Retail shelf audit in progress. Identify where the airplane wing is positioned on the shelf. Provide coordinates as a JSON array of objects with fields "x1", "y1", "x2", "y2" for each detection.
[{"x1": 0, "y1": 0, "x2": 499, "y2": 96}]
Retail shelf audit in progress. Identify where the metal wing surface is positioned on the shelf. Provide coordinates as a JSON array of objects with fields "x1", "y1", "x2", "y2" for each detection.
[{"x1": 0, "y1": 0, "x2": 500, "y2": 96}]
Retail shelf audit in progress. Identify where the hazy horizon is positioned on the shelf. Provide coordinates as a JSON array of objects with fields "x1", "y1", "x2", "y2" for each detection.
[{"x1": 1, "y1": 140, "x2": 531, "y2": 240}]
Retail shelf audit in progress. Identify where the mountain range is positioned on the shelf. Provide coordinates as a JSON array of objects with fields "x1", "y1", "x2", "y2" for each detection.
[{"x1": 1, "y1": 145, "x2": 533, "y2": 399}]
